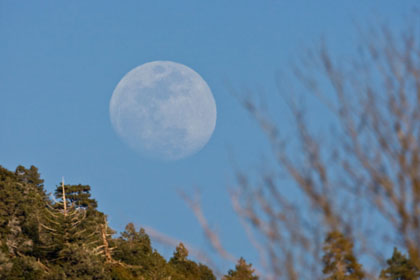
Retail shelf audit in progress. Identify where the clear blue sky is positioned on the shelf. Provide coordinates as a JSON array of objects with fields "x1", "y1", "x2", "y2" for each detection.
[{"x1": 0, "y1": 0, "x2": 417, "y2": 271}]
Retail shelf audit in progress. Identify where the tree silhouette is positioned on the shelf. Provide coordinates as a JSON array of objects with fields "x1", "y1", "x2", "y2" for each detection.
[
  {"x1": 0, "y1": 164, "x2": 220, "y2": 279},
  {"x1": 169, "y1": 242, "x2": 216, "y2": 280},
  {"x1": 322, "y1": 231, "x2": 364, "y2": 280},
  {"x1": 223, "y1": 257, "x2": 259, "y2": 280},
  {"x1": 380, "y1": 248, "x2": 420, "y2": 280}
]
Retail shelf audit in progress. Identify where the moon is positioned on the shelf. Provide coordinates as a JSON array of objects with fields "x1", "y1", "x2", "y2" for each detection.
[{"x1": 109, "y1": 61, "x2": 217, "y2": 161}]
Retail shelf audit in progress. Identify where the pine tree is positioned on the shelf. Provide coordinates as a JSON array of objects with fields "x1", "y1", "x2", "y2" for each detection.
[
  {"x1": 52, "y1": 181, "x2": 106, "y2": 247},
  {"x1": 0, "y1": 165, "x2": 49, "y2": 278},
  {"x1": 113, "y1": 223, "x2": 169, "y2": 279},
  {"x1": 380, "y1": 248, "x2": 420, "y2": 280},
  {"x1": 168, "y1": 242, "x2": 216, "y2": 280},
  {"x1": 39, "y1": 181, "x2": 95, "y2": 253},
  {"x1": 0, "y1": 165, "x2": 218, "y2": 279},
  {"x1": 223, "y1": 257, "x2": 259, "y2": 280},
  {"x1": 15, "y1": 165, "x2": 44, "y2": 190},
  {"x1": 54, "y1": 183, "x2": 98, "y2": 209},
  {"x1": 173, "y1": 242, "x2": 189, "y2": 262},
  {"x1": 38, "y1": 180, "x2": 109, "y2": 279},
  {"x1": 322, "y1": 231, "x2": 364, "y2": 280}
]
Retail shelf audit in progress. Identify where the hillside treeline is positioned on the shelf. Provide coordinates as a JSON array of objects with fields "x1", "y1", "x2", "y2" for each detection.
[
  {"x1": 0, "y1": 165, "x2": 258, "y2": 279},
  {"x1": 2, "y1": 164, "x2": 419, "y2": 279}
]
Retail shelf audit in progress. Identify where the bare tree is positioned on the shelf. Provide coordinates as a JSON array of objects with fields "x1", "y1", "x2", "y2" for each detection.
[
  {"x1": 147, "y1": 23, "x2": 420, "y2": 280},
  {"x1": 229, "y1": 23, "x2": 420, "y2": 279}
]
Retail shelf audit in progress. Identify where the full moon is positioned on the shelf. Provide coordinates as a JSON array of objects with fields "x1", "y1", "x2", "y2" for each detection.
[{"x1": 109, "y1": 61, "x2": 217, "y2": 161}]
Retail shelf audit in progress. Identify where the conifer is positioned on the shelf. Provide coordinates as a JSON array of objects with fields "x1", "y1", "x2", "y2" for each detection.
[
  {"x1": 223, "y1": 257, "x2": 259, "y2": 280},
  {"x1": 0, "y1": 165, "x2": 219, "y2": 279},
  {"x1": 380, "y1": 248, "x2": 420, "y2": 280},
  {"x1": 322, "y1": 231, "x2": 364, "y2": 280},
  {"x1": 169, "y1": 242, "x2": 216, "y2": 280}
]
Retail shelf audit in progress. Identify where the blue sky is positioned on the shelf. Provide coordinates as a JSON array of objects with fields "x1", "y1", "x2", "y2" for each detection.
[{"x1": 0, "y1": 0, "x2": 418, "y2": 271}]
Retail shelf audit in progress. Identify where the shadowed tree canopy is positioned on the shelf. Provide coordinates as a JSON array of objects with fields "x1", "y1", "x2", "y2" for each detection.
[
  {"x1": 223, "y1": 257, "x2": 259, "y2": 280},
  {"x1": 0, "y1": 164, "x2": 223, "y2": 279},
  {"x1": 15, "y1": 165, "x2": 44, "y2": 189},
  {"x1": 380, "y1": 248, "x2": 420, "y2": 280},
  {"x1": 112, "y1": 222, "x2": 169, "y2": 279},
  {"x1": 322, "y1": 231, "x2": 364, "y2": 280},
  {"x1": 54, "y1": 183, "x2": 98, "y2": 209},
  {"x1": 168, "y1": 242, "x2": 216, "y2": 280}
]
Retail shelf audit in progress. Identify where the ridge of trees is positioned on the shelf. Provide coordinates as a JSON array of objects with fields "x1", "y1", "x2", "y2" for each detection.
[
  {"x1": 1, "y1": 164, "x2": 418, "y2": 279},
  {"x1": 0, "y1": 164, "x2": 257, "y2": 279}
]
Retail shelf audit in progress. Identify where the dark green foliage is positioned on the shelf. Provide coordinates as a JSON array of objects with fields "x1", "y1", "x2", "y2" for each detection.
[
  {"x1": 54, "y1": 183, "x2": 98, "y2": 209},
  {"x1": 6, "y1": 256, "x2": 44, "y2": 280},
  {"x1": 0, "y1": 166, "x2": 47, "y2": 259},
  {"x1": 380, "y1": 248, "x2": 420, "y2": 280},
  {"x1": 46, "y1": 243, "x2": 111, "y2": 280},
  {"x1": 199, "y1": 263, "x2": 218, "y2": 280},
  {"x1": 168, "y1": 242, "x2": 216, "y2": 280},
  {"x1": 0, "y1": 166, "x2": 48, "y2": 278},
  {"x1": 8, "y1": 163, "x2": 414, "y2": 279},
  {"x1": 15, "y1": 165, "x2": 44, "y2": 189},
  {"x1": 223, "y1": 257, "x2": 259, "y2": 280},
  {"x1": 0, "y1": 164, "x2": 218, "y2": 280},
  {"x1": 108, "y1": 264, "x2": 138, "y2": 280},
  {"x1": 322, "y1": 231, "x2": 365, "y2": 280},
  {"x1": 113, "y1": 223, "x2": 169, "y2": 279}
]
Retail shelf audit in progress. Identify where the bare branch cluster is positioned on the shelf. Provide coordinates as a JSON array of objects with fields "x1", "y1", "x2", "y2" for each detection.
[{"x1": 232, "y1": 25, "x2": 420, "y2": 279}]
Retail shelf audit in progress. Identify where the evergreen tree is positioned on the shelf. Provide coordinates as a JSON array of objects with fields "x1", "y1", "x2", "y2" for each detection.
[
  {"x1": 0, "y1": 165, "x2": 49, "y2": 278},
  {"x1": 53, "y1": 181, "x2": 106, "y2": 246},
  {"x1": 0, "y1": 164, "x2": 217, "y2": 279},
  {"x1": 380, "y1": 248, "x2": 420, "y2": 280},
  {"x1": 113, "y1": 223, "x2": 169, "y2": 279},
  {"x1": 5, "y1": 255, "x2": 44, "y2": 280},
  {"x1": 172, "y1": 242, "x2": 189, "y2": 262},
  {"x1": 223, "y1": 257, "x2": 259, "y2": 280},
  {"x1": 38, "y1": 180, "x2": 108, "y2": 279},
  {"x1": 15, "y1": 165, "x2": 44, "y2": 190},
  {"x1": 322, "y1": 231, "x2": 364, "y2": 280},
  {"x1": 168, "y1": 242, "x2": 216, "y2": 280},
  {"x1": 54, "y1": 183, "x2": 98, "y2": 209}
]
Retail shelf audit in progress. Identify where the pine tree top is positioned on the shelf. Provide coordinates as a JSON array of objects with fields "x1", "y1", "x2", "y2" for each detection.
[
  {"x1": 380, "y1": 248, "x2": 420, "y2": 280},
  {"x1": 322, "y1": 231, "x2": 364, "y2": 280},
  {"x1": 223, "y1": 257, "x2": 259, "y2": 280}
]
